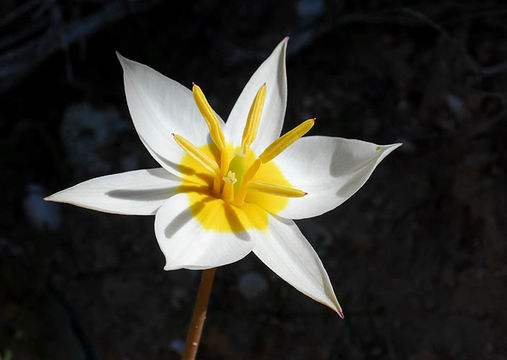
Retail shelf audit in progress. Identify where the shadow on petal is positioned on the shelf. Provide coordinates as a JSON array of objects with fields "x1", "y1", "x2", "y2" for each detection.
[
  {"x1": 107, "y1": 187, "x2": 177, "y2": 201},
  {"x1": 330, "y1": 141, "x2": 378, "y2": 199},
  {"x1": 224, "y1": 203, "x2": 251, "y2": 241},
  {"x1": 141, "y1": 135, "x2": 195, "y2": 175},
  {"x1": 146, "y1": 168, "x2": 181, "y2": 181},
  {"x1": 165, "y1": 202, "x2": 205, "y2": 238}
]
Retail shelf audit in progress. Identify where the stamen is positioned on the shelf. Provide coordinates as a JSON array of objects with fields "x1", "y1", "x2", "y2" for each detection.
[
  {"x1": 222, "y1": 171, "x2": 236, "y2": 202},
  {"x1": 247, "y1": 181, "x2": 307, "y2": 198},
  {"x1": 192, "y1": 84, "x2": 226, "y2": 150},
  {"x1": 241, "y1": 84, "x2": 266, "y2": 153},
  {"x1": 243, "y1": 158, "x2": 261, "y2": 184},
  {"x1": 173, "y1": 134, "x2": 220, "y2": 175},
  {"x1": 259, "y1": 118, "x2": 315, "y2": 163},
  {"x1": 219, "y1": 147, "x2": 230, "y2": 175}
]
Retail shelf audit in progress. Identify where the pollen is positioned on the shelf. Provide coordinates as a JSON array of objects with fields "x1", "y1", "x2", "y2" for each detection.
[
  {"x1": 175, "y1": 84, "x2": 314, "y2": 231},
  {"x1": 223, "y1": 171, "x2": 237, "y2": 184}
]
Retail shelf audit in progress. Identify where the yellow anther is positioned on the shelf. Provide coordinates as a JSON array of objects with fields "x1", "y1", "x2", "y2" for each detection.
[
  {"x1": 173, "y1": 134, "x2": 220, "y2": 175},
  {"x1": 219, "y1": 147, "x2": 230, "y2": 174},
  {"x1": 259, "y1": 118, "x2": 315, "y2": 163},
  {"x1": 192, "y1": 84, "x2": 226, "y2": 150},
  {"x1": 241, "y1": 84, "x2": 266, "y2": 153},
  {"x1": 243, "y1": 158, "x2": 261, "y2": 184},
  {"x1": 247, "y1": 181, "x2": 307, "y2": 198}
]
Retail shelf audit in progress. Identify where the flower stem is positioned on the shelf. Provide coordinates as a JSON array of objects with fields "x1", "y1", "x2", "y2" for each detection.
[{"x1": 181, "y1": 268, "x2": 216, "y2": 360}]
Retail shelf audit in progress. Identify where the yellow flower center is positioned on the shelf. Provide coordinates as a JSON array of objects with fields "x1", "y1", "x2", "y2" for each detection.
[{"x1": 173, "y1": 84, "x2": 314, "y2": 233}]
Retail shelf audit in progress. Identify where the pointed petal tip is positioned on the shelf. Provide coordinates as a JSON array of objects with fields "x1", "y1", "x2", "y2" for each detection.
[
  {"x1": 338, "y1": 309, "x2": 344, "y2": 319},
  {"x1": 386, "y1": 142, "x2": 403, "y2": 153},
  {"x1": 44, "y1": 193, "x2": 59, "y2": 202},
  {"x1": 115, "y1": 51, "x2": 132, "y2": 71},
  {"x1": 378, "y1": 142, "x2": 403, "y2": 152},
  {"x1": 283, "y1": 36, "x2": 290, "y2": 43},
  {"x1": 115, "y1": 51, "x2": 125, "y2": 63},
  {"x1": 326, "y1": 299, "x2": 344, "y2": 318}
]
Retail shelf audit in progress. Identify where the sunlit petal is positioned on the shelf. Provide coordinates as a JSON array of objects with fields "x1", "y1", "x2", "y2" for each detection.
[
  {"x1": 253, "y1": 214, "x2": 342, "y2": 315},
  {"x1": 225, "y1": 38, "x2": 287, "y2": 152},
  {"x1": 273, "y1": 136, "x2": 401, "y2": 219},
  {"x1": 155, "y1": 193, "x2": 256, "y2": 270},
  {"x1": 46, "y1": 168, "x2": 180, "y2": 215},
  {"x1": 118, "y1": 53, "x2": 224, "y2": 174}
]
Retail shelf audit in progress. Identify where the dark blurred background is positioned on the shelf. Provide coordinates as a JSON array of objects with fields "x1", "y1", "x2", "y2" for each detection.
[{"x1": 1, "y1": 0, "x2": 506, "y2": 359}]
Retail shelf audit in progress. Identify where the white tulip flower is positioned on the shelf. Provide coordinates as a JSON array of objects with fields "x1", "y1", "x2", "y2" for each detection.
[{"x1": 46, "y1": 38, "x2": 401, "y2": 317}]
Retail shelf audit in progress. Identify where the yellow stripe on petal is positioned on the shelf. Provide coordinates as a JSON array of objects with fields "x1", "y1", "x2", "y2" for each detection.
[
  {"x1": 247, "y1": 181, "x2": 307, "y2": 198},
  {"x1": 173, "y1": 134, "x2": 220, "y2": 175},
  {"x1": 259, "y1": 118, "x2": 315, "y2": 163},
  {"x1": 241, "y1": 84, "x2": 266, "y2": 153},
  {"x1": 192, "y1": 84, "x2": 226, "y2": 150}
]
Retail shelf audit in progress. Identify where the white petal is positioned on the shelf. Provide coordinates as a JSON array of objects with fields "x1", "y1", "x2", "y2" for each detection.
[
  {"x1": 155, "y1": 193, "x2": 256, "y2": 270},
  {"x1": 225, "y1": 39, "x2": 287, "y2": 151},
  {"x1": 253, "y1": 215, "x2": 342, "y2": 315},
  {"x1": 117, "y1": 53, "x2": 221, "y2": 174},
  {"x1": 45, "y1": 168, "x2": 179, "y2": 215},
  {"x1": 274, "y1": 136, "x2": 401, "y2": 219}
]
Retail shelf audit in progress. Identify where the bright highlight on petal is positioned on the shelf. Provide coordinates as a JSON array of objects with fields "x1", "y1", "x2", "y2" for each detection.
[
  {"x1": 46, "y1": 38, "x2": 400, "y2": 316},
  {"x1": 253, "y1": 214, "x2": 343, "y2": 316},
  {"x1": 155, "y1": 193, "x2": 256, "y2": 270},
  {"x1": 44, "y1": 168, "x2": 180, "y2": 215}
]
